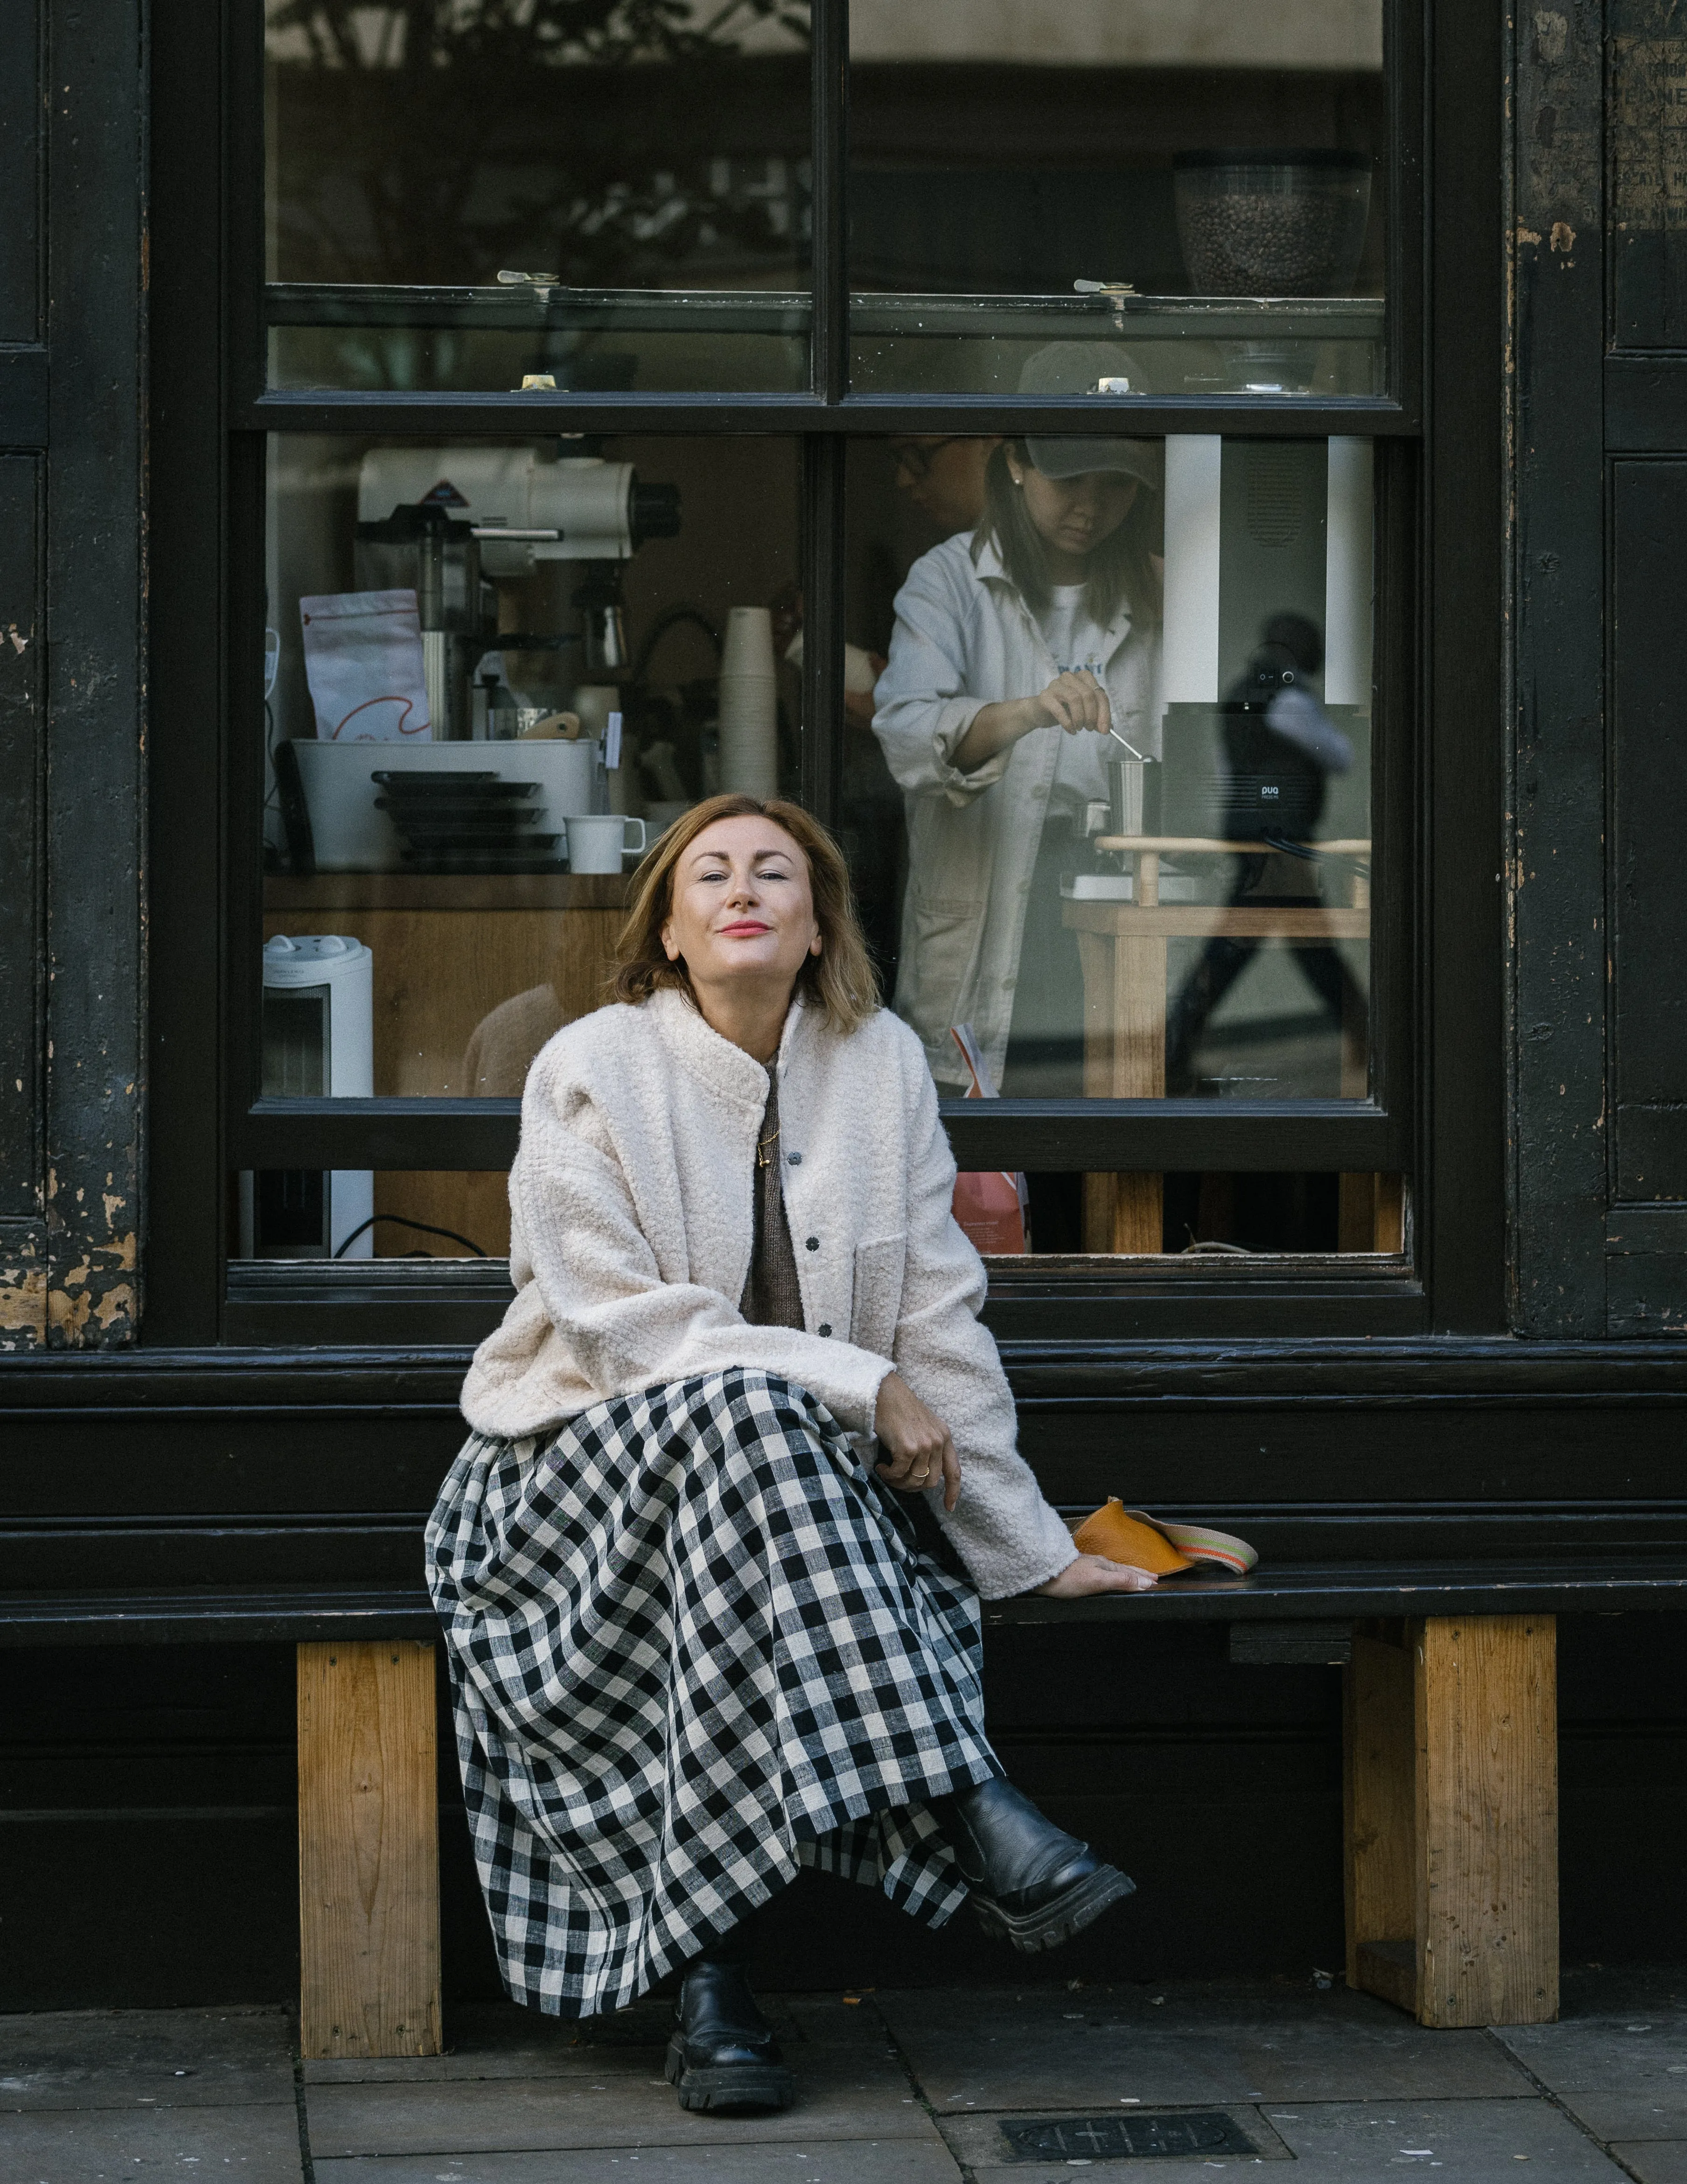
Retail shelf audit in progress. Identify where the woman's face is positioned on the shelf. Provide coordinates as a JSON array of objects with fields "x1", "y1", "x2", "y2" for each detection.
[
  {"x1": 661, "y1": 814, "x2": 821, "y2": 999},
  {"x1": 1005, "y1": 452, "x2": 1139, "y2": 562}
]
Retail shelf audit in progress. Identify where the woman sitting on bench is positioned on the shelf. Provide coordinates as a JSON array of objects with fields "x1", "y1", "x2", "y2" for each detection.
[{"x1": 427, "y1": 793, "x2": 1152, "y2": 2115}]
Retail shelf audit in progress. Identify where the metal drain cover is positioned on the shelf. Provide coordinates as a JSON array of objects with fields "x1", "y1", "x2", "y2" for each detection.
[{"x1": 1000, "y1": 2110, "x2": 1259, "y2": 2161}]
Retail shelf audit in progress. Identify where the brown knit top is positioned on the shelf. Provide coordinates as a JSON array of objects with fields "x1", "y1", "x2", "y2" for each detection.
[{"x1": 738, "y1": 1074, "x2": 805, "y2": 1330}]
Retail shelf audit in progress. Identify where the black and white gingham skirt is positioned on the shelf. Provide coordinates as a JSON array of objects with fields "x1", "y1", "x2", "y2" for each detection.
[{"x1": 427, "y1": 1366, "x2": 1000, "y2": 2018}]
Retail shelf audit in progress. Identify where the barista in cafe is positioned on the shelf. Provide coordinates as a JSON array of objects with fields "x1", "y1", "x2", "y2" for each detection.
[{"x1": 871, "y1": 431, "x2": 1163, "y2": 1100}]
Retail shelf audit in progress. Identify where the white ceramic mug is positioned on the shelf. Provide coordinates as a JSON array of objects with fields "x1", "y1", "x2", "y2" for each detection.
[{"x1": 565, "y1": 813, "x2": 647, "y2": 873}]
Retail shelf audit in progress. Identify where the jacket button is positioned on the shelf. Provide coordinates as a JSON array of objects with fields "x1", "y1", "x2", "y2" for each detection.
[
  {"x1": 787, "y1": 1151, "x2": 802, "y2": 1165},
  {"x1": 805, "y1": 1236, "x2": 820, "y2": 1252},
  {"x1": 818, "y1": 1322, "x2": 832, "y2": 1337}
]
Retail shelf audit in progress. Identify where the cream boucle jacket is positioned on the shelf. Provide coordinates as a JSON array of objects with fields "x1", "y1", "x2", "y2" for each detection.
[{"x1": 459, "y1": 985, "x2": 1078, "y2": 1600}]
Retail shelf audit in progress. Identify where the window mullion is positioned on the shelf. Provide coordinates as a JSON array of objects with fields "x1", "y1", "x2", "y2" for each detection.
[
  {"x1": 800, "y1": 434, "x2": 846, "y2": 824},
  {"x1": 810, "y1": 0, "x2": 849, "y2": 404}
]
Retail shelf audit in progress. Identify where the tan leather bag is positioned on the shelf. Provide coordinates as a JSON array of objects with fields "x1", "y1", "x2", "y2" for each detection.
[{"x1": 1072, "y1": 1497, "x2": 1258, "y2": 1577}]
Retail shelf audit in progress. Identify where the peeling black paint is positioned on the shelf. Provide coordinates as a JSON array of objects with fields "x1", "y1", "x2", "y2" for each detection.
[{"x1": 41, "y1": 0, "x2": 144, "y2": 1346}]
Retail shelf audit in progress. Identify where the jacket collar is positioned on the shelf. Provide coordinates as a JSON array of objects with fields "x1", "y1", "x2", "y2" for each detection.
[
  {"x1": 967, "y1": 529, "x2": 1136, "y2": 647},
  {"x1": 971, "y1": 532, "x2": 1012, "y2": 588},
  {"x1": 645, "y1": 984, "x2": 815, "y2": 1119}
]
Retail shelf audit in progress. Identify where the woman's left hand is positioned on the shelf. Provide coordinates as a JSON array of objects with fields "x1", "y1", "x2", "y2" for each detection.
[
  {"x1": 873, "y1": 1369, "x2": 962, "y2": 1511},
  {"x1": 1034, "y1": 1553, "x2": 1158, "y2": 1597}
]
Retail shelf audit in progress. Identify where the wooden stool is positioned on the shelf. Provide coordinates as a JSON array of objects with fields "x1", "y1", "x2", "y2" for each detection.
[
  {"x1": 1344, "y1": 1615, "x2": 1558, "y2": 2027},
  {"x1": 1068, "y1": 838, "x2": 1383, "y2": 1255},
  {"x1": 297, "y1": 1639, "x2": 442, "y2": 2059}
]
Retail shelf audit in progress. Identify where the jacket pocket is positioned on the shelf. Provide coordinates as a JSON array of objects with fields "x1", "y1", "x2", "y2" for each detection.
[
  {"x1": 851, "y1": 1234, "x2": 908, "y2": 1363},
  {"x1": 899, "y1": 893, "x2": 984, "y2": 1046}
]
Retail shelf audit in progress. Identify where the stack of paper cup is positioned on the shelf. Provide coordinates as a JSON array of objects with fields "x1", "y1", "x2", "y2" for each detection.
[{"x1": 717, "y1": 605, "x2": 779, "y2": 799}]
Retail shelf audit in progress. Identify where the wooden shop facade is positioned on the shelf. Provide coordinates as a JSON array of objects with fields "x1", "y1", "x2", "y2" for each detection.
[{"x1": 4, "y1": 0, "x2": 1687, "y2": 2032}]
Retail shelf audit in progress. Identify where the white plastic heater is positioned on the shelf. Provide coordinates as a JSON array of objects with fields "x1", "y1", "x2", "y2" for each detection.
[{"x1": 238, "y1": 935, "x2": 376, "y2": 1260}]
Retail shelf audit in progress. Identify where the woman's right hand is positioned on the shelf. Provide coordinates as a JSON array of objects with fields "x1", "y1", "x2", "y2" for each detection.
[
  {"x1": 951, "y1": 672, "x2": 1112, "y2": 771},
  {"x1": 1032, "y1": 669, "x2": 1112, "y2": 738},
  {"x1": 872, "y1": 1369, "x2": 961, "y2": 1511}
]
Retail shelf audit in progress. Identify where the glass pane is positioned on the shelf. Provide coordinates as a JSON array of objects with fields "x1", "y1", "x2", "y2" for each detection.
[
  {"x1": 844, "y1": 429, "x2": 1376, "y2": 1245},
  {"x1": 249, "y1": 429, "x2": 802, "y2": 1265},
  {"x1": 848, "y1": 4, "x2": 1386, "y2": 396},
  {"x1": 265, "y1": 1, "x2": 811, "y2": 392},
  {"x1": 968, "y1": 1171, "x2": 1405, "y2": 1255},
  {"x1": 237, "y1": 1169, "x2": 514, "y2": 1260}
]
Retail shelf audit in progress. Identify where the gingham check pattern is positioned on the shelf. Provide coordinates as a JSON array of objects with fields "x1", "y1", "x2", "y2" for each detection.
[{"x1": 426, "y1": 1366, "x2": 1001, "y2": 2019}]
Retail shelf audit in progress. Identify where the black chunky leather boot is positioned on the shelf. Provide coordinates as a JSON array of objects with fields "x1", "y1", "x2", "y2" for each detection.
[
  {"x1": 664, "y1": 1918, "x2": 794, "y2": 2114},
  {"x1": 939, "y1": 1776, "x2": 1134, "y2": 1953}
]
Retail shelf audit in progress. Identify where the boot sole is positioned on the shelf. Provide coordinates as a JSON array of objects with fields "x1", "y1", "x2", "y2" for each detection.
[
  {"x1": 970, "y1": 1862, "x2": 1135, "y2": 1953},
  {"x1": 664, "y1": 2035, "x2": 794, "y2": 2113}
]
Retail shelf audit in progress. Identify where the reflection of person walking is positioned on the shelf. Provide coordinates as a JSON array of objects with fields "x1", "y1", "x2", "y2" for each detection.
[
  {"x1": 872, "y1": 436, "x2": 1163, "y2": 1098},
  {"x1": 1164, "y1": 614, "x2": 1368, "y2": 1095}
]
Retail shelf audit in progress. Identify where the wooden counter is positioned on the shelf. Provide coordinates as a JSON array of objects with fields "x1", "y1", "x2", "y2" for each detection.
[
  {"x1": 265, "y1": 873, "x2": 630, "y2": 912},
  {"x1": 263, "y1": 873, "x2": 633, "y2": 1256}
]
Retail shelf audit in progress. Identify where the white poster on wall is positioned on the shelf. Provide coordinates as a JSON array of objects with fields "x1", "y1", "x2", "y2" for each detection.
[{"x1": 299, "y1": 589, "x2": 431, "y2": 742}]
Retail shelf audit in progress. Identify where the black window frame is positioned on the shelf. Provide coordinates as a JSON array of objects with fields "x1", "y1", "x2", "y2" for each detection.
[{"x1": 145, "y1": 0, "x2": 1506, "y2": 1347}]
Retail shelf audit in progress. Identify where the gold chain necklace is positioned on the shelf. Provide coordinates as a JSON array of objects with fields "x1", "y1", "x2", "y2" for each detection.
[{"x1": 756, "y1": 1123, "x2": 781, "y2": 1169}]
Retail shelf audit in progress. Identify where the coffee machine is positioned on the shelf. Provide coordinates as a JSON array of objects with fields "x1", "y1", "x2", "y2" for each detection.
[{"x1": 354, "y1": 445, "x2": 681, "y2": 740}]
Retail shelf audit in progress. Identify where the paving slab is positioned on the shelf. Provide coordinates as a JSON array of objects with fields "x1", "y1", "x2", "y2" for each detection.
[
  {"x1": 1612, "y1": 2145, "x2": 1687, "y2": 2184},
  {"x1": 937, "y1": 2102, "x2": 1294, "y2": 2176},
  {"x1": 301, "y1": 1999, "x2": 681, "y2": 2085},
  {"x1": 1560, "y1": 2091, "x2": 1687, "y2": 2142},
  {"x1": 5, "y1": 2100, "x2": 304, "y2": 2182},
  {"x1": 300, "y1": 1993, "x2": 878, "y2": 2084},
  {"x1": 0, "y1": 2006, "x2": 296, "y2": 2110},
  {"x1": 1260, "y1": 2098, "x2": 1630, "y2": 2179},
  {"x1": 1494, "y1": 1975, "x2": 1687, "y2": 2148},
  {"x1": 314, "y1": 2142, "x2": 961, "y2": 2183},
  {"x1": 1494, "y1": 2008, "x2": 1687, "y2": 2094},
  {"x1": 874, "y1": 1984, "x2": 1533, "y2": 2110},
  {"x1": 302, "y1": 2041, "x2": 938, "y2": 2156}
]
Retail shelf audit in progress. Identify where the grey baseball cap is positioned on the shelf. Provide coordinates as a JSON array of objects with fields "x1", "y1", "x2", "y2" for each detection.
[{"x1": 1018, "y1": 342, "x2": 1162, "y2": 492}]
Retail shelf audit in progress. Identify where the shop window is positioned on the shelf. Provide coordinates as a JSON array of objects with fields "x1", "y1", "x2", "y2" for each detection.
[
  {"x1": 842, "y1": 429, "x2": 1392, "y2": 1257},
  {"x1": 848, "y1": 1, "x2": 1386, "y2": 399},
  {"x1": 265, "y1": 0, "x2": 813, "y2": 392},
  {"x1": 247, "y1": 432, "x2": 801, "y2": 1259},
  {"x1": 226, "y1": 0, "x2": 1419, "y2": 1323}
]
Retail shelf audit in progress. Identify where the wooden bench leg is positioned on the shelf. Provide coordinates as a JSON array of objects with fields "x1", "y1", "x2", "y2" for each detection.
[
  {"x1": 298, "y1": 1639, "x2": 442, "y2": 2060},
  {"x1": 1345, "y1": 1615, "x2": 1558, "y2": 2028}
]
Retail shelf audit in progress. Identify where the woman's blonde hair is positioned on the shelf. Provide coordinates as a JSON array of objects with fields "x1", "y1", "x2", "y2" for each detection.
[{"x1": 611, "y1": 794, "x2": 880, "y2": 1035}]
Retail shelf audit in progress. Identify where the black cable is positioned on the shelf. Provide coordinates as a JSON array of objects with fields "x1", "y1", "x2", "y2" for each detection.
[
  {"x1": 633, "y1": 603, "x2": 723, "y2": 685},
  {"x1": 333, "y1": 1214, "x2": 489, "y2": 1259},
  {"x1": 264, "y1": 698, "x2": 279, "y2": 817}
]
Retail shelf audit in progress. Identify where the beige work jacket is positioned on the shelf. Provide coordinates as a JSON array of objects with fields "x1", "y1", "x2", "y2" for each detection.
[{"x1": 872, "y1": 533, "x2": 1162, "y2": 1091}]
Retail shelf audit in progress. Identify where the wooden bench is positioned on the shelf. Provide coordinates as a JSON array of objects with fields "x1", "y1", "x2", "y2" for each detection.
[{"x1": 7, "y1": 1555, "x2": 1687, "y2": 2055}]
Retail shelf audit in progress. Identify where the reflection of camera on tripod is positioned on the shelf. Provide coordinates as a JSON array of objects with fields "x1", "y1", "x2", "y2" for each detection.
[{"x1": 1164, "y1": 613, "x2": 1369, "y2": 1095}]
